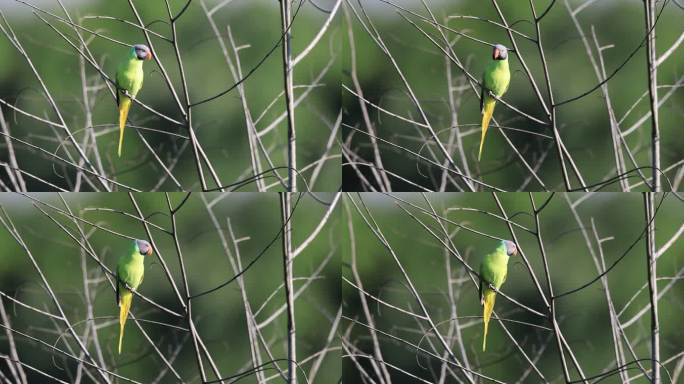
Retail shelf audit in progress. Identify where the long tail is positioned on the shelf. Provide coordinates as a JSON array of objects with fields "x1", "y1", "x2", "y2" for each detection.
[
  {"x1": 118, "y1": 289, "x2": 132, "y2": 354},
  {"x1": 482, "y1": 288, "x2": 496, "y2": 351},
  {"x1": 478, "y1": 97, "x2": 497, "y2": 161},
  {"x1": 118, "y1": 96, "x2": 132, "y2": 157}
]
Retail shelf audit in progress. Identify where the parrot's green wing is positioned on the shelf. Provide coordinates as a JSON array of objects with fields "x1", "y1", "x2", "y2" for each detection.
[
  {"x1": 115, "y1": 78, "x2": 120, "y2": 107},
  {"x1": 116, "y1": 62, "x2": 144, "y2": 98},
  {"x1": 478, "y1": 275, "x2": 484, "y2": 305},
  {"x1": 483, "y1": 60, "x2": 510, "y2": 97},
  {"x1": 116, "y1": 270, "x2": 120, "y2": 305},
  {"x1": 480, "y1": 80, "x2": 485, "y2": 113}
]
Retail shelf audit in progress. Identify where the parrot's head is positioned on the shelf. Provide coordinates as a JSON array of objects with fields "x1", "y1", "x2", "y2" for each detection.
[
  {"x1": 501, "y1": 240, "x2": 517, "y2": 256},
  {"x1": 492, "y1": 44, "x2": 508, "y2": 61},
  {"x1": 135, "y1": 239, "x2": 154, "y2": 256},
  {"x1": 131, "y1": 44, "x2": 152, "y2": 61}
]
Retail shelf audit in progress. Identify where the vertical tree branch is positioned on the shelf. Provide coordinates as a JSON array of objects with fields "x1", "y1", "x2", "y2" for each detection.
[
  {"x1": 165, "y1": 193, "x2": 208, "y2": 382},
  {"x1": 280, "y1": 192, "x2": 296, "y2": 383},
  {"x1": 79, "y1": 241, "x2": 107, "y2": 375},
  {"x1": 343, "y1": 199, "x2": 392, "y2": 383},
  {"x1": 0, "y1": 296, "x2": 27, "y2": 384},
  {"x1": 644, "y1": 192, "x2": 659, "y2": 383},
  {"x1": 200, "y1": 194, "x2": 268, "y2": 383},
  {"x1": 349, "y1": 194, "x2": 477, "y2": 384},
  {"x1": 0, "y1": 108, "x2": 26, "y2": 191},
  {"x1": 279, "y1": 0, "x2": 297, "y2": 191},
  {"x1": 528, "y1": 0, "x2": 586, "y2": 191},
  {"x1": 199, "y1": 0, "x2": 268, "y2": 190},
  {"x1": 348, "y1": 1, "x2": 475, "y2": 191},
  {"x1": 442, "y1": 40, "x2": 471, "y2": 190},
  {"x1": 0, "y1": 209, "x2": 110, "y2": 383},
  {"x1": 344, "y1": 5, "x2": 391, "y2": 191},
  {"x1": 530, "y1": 194, "x2": 573, "y2": 382},
  {"x1": 165, "y1": 0, "x2": 227, "y2": 191},
  {"x1": 0, "y1": 13, "x2": 109, "y2": 191},
  {"x1": 644, "y1": 0, "x2": 660, "y2": 191}
]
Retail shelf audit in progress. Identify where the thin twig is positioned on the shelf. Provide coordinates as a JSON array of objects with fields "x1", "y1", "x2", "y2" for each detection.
[
  {"x1": 644, "y1": 192, "x2": 660, "y2": 383},
  {"x1": 280, "y1": 192, "x2": 297, "y2": 383}
]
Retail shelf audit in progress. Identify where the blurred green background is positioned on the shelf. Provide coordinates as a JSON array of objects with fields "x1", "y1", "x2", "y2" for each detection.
[
  {"x1": 0, "y1": 0, "x2": 340, "y2": 191},
  {"x1": 342, "y1": 192, "x2": 684, "y2": 382},
  {"x1": 342, "y1": 0, "x2": 684, "y2": 191},
  {"x1": 0, "y1": 192, "x2": 340, "y2": 383}
]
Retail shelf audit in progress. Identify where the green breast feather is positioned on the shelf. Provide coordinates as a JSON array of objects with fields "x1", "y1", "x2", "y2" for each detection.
[
  {"x1": 483, "y1": 60, "x2": 510, "y2": 97},
  {"x1": 117, "y1": 253, "x2": 145, "y2": 290},
  {"x1": 480, "y1": 251, "x2": 509, "y2": 289},
  {"x1": 116, "y1": 60, "x2": 144, "y2": 98}
]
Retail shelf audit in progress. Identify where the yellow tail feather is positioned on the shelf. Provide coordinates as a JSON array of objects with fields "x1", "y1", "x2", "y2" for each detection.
[
  {"x1": 478, "y1": 97, "x2": 496, "y2": 161},
  {"x1": 118, "y1": 97, "x2": 132, "y2": 157},
  {"x1": 118, "y1": 290, "x2": 132, "y2": 354},
  {"x1": 482, "y1": 289, "x2": 496, "y2": 351}
]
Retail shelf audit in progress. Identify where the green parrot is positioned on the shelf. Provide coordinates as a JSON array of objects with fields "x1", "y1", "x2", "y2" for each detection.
[
  {"x1": 115, "y1": 44, "x2": 152, "y2": 157},
  {"x1": 478, "y1": 43, "x2": 511, "y2": 161},
  {"x1": 479, "y1": 240, "x2": 517, "y2": 351},
  {"x1": 116, "y1": 239, "x2": 153, "y2": 354}
]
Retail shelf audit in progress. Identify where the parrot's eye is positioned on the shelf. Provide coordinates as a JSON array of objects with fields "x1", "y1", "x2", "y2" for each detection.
[
  {"x1": 492, "y1": 45, "x2": 508, "y2": 60},
  {"x1": 131, "y1": 44, "x2": 152, "y2": 61},
  {"x1": 136, "y1": 240, "x2": 153, "y2": 256},
  {"x1": 503, "y1": 240, "x2": 517, "y2": 256}
]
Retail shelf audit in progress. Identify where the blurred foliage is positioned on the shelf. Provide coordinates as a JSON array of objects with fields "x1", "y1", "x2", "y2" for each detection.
[
  {"x1": 0, "y1": 192, "x2": 340, "y2": 382},
  {"x1": 342, "y1": 0, "x2": 684, "y2": 191},
  {"x1": 0, "y1": 0, "x2": 340, "y2": 191},
  {"x1": 342, "y1": 192, "x2": 684, "y2": 382}
]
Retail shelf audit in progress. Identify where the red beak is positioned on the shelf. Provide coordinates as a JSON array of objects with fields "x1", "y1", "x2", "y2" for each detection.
[
  {"x1": 146, "y1": 51, "x2": 153, "y2": 61},
  {"x1": 146, "y1": 247, "x2": 154, "y2": 256},
  {"x1": 492, "y1": 48, "x2": 500, "y2": 60}
]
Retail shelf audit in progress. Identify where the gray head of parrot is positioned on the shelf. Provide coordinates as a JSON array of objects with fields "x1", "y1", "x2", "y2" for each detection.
[
  {"x1": 135, "y1": 239, "x2": 153, "y2": 256},
  {"x1": 492, "y1": 44, "x2": 508, "y2": 60},
  {"x1": 501, "y1": 240, "x2": 517, "y2": 256},
  {"x1": 131, "y1": 44, "x2": 152, "y2": 61}
]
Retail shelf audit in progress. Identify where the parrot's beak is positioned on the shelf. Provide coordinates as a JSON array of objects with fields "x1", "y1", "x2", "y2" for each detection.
[
  {"x1": 145, "y1": 51, "x2": 153, "y2": 61},
  {"x1": 146, "y1": 247, "x2": 154, "y2": 256},
  {"x1": 492, "y1": 48, "x2": 500, "y2": 60}
]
